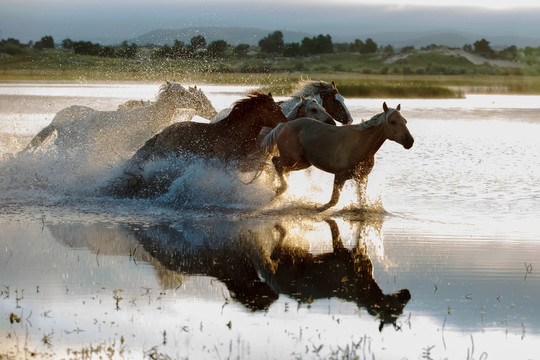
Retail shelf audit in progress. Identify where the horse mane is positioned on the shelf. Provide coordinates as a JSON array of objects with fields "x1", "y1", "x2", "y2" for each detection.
[
  {"x1": 357, "y1": 112, "x2": 386, "y2": 131},
  {"x1": 285, "y1": 96, "x2": 312, "y2": 120},
  {"x1": 156, "y1": 82, "x2": 189, "y2": 102},
  {"x1": 291, "y1": 80, "x2": 334, "y2": 99},
  {"x1": 225, "y1": 92, "x2": 271, "y2": 123}
]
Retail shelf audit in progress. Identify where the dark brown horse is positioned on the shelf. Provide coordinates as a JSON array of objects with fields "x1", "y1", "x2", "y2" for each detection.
[
  {"x1": 262, "y1": 102, "x2": 414, "y2": 211},
  {"x1": 108, "y1": 92, "x2": 286, "y2": 198},
  {"x1": 133, "y1": 91, "x2": 286, "y2": 163}
]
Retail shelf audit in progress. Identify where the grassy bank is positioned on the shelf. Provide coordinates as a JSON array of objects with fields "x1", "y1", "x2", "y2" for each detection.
[{"x1": 2, "y1": 49, "x2": 540, "y2": 97}]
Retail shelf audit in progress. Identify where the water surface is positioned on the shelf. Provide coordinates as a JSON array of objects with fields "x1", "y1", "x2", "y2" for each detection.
[{"x1": 1, "y1": 83, "x2": 539, "y2": 359}]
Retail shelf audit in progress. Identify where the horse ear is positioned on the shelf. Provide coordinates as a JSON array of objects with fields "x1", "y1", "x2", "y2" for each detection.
[
  {"x1": 397, "y1": 104, "x2": 401, "y2": 111},
  {"x1": 331, "y1": 81, "x2": 337, "y2": 89},
  {"x1": 268, "y1": 92, "x2": 273, "y2": 99},
  {"x1": 166, "y1": 81, "x2": 171, "y2": 86},
  {"x1": 383, "y1": 102, "x2": 388, "y2": 113}
]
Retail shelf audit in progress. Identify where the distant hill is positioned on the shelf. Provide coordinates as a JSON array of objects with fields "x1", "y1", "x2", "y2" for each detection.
[
  {"x1": 127, "y1": 27, "x2": 314, "y2": 46},
  {"x1": 125, "y1": 27, "x2": 540, "y2": 50},
  {"x1": 357, "y1": 31, "x2": 540, "y2": 50}
]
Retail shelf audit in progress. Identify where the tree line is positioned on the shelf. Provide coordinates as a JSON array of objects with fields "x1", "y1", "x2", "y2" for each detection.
[{"x1": 0, "y1": 33, "x2": 530, "y2": 63}]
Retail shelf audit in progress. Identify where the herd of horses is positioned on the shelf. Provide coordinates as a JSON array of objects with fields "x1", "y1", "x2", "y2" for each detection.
[
  {"x1": 24, "y1": 81, "x2": 414, "y2": 329},
  {"x1": 26, "y1": 80, "x2": 414, "y2": 210}
]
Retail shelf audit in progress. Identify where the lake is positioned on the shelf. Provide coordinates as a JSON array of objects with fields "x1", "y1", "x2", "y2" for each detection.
[{"x1": 1, "y1": 83, "x2": 539, "y2": 359}]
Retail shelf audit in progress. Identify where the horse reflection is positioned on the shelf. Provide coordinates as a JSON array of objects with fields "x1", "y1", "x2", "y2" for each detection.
[
  {"x1": 264, "y1": 219, "x2": 410, "y2": 330},
  {"x1": 45, "y1": 217, "x2": 410, "y2": 329},
  {"x1": 126, "y1": 221, "x2": 279, "y2": 311},
  {"x1": 127, "y1": 218, "x2": 411, "y2": 329}
]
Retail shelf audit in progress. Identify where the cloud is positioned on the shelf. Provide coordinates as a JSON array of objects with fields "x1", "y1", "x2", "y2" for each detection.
[{"x1": 1, "y1": 1, "x2": 540, "y2": 44}]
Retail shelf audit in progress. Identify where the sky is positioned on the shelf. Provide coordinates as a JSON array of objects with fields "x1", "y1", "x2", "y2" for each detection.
[{"x1": 1, "y1": 0, "x2": 540, "y2": 44}]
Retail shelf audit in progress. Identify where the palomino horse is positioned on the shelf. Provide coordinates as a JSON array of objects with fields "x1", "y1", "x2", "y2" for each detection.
[
  {"x1": 262, "y1": 102, "x2": 414, "y2": 211},
  {"x1": 243, "y1": 95, "x2": 334, "y2": 173},
  {"x1": 24, "y1": 82, "x2": 218, "y2": 160},
  {"x1": 109, "y1": 92, "x2": 287, "y2": 197}
]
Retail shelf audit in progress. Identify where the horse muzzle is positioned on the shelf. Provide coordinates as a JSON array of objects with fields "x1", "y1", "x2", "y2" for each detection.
[
  {"x1": 338, "y1": 113, "x2": 354, "y2": 125},
  {"x1": 402, "y1": 136, "x2": 414, "y2": 149}
]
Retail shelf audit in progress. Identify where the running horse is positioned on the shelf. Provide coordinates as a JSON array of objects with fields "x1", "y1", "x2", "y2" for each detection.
[
  {"x1": 24, "y1": 82, "x2": 218, "y2": 159},
  {"x1": 261, "y1": 102, "x2": 414, "y2": 211},
  {"x1": 280, "y1": 80, "x2": 353, "y2": 125},
  {"x1": 109, "y1": 92, "x2": 287, "y2": 197},
  {"x1": 211, "y1": 80, "x2": 352, "y2": 126}
]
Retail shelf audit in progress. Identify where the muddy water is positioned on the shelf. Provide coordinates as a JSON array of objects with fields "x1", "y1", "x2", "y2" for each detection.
[{"x1": 1, "y1": 83, "x2": 539, "y2": 359}]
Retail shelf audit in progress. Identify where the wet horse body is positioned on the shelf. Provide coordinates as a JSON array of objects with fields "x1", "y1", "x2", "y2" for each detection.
[
  {"x1": 262, "y1": 103, "x2": 414, "y2": 211},
  {"x1": 132, "y1": 92, "x2": 286, "y2": 164},
  {"x1": 24, "y1": 82, "x2": 217, "y2": 159},
  {"x1": 109, "y1": 92, "x2": 286, "y2": 197}
]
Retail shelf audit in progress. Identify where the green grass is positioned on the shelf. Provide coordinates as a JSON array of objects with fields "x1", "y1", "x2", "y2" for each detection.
[{"x1": 2, "y1": 49, "x2": 540, "y2": 97}]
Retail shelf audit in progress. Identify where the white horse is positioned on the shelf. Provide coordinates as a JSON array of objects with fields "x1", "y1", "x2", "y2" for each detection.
[
  {"x1": 116, "y1": 85, "x2": 215, "y2": 117},
  {"x1": 24, "y1": 82, "x2": 218, "y2": 161}
]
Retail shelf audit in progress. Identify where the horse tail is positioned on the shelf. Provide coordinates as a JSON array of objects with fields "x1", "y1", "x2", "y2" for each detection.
[{"x1": 261, "y1": 123, "x2": 286, "y2": 155}]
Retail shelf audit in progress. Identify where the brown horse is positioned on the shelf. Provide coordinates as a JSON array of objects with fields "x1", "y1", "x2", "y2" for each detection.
[
  {"x1": 108, "y1": 92, "x2": 286, "y2": 198},
  {"x1": 262, "y1": 102, "x2": 414, "y2": 211},
  {"x1": 132, "y1": 91, "x2": 286, "y2": 164}
]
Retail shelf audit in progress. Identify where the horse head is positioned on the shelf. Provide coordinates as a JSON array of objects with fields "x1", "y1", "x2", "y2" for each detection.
[
  {"x1": 319, "y1": 81, "x2": 354, "y2": 125},
  {"x1": 253, "y1": 92, "x2": 288, "y2": 128},
  {"x1": 373, "y1": 289, "x2": 412, "y2": 331},
  {"x1": 157, "y1": 82, "x2": 217, "y2": 120},
  {"x1": 294, "y1": 95, "x2": 335, "y2": 125},
  {"x1": 188, "y1": 86, "x2": 218, "y2": 119},
  {"x1": 382, "y1": 102, "x2": 414, "y2": 149}
]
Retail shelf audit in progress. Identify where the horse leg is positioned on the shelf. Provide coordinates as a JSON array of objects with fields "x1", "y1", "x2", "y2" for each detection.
[
  {"x1": 272, "y1": 156, "x2": 311, "y2": 197},
  {"x1": 318, "y1": 174, "x2": 348, "y2": 212},
  {"x1": 272, "y1": 156, "x2": 288, "y2": 196}
]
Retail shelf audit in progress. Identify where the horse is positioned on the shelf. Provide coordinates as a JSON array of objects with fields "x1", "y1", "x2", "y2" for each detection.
[
  {"x1": 265, "y1": 219, "x2": 411, "y2": 331},
  {"x1": 116, "y1": 85, "x2": 216, "y2": 120},
  {"x1": 261, "y1": 102, "x2": 414, "y2": 211},
  {"x1": 283, "y1": 95, "x2": 335, "y2": 124},
  {"x1": 108, "y1": 92, "x2": 287, "y2": 198},
  {"x1": 280, "y1": 80, "x2": 353, "y2": 125},
  {"x1": 23, "y1": 82, "x2": 218, "y2": 161},
  {"x1": 211, "y1": 80, "x2": 352, "y2": 126}
]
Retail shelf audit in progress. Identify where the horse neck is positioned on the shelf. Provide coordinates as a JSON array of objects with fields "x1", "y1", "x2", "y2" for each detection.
[
  {"x1": 150, "y1": 98, "x2": 178, "y2": 121},
  {"x1": 220, "y1": 109, "x2": 265, "y2": 140},
  {"x1": 285, "y1": 101, "x2": 302, "y2": 120},
  {"x1": 352, "y1": 123, "x2": 387, "y2": 158}
]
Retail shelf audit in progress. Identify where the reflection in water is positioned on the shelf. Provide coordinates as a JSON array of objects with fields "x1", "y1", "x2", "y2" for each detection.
[
  {"x1": 47, "y1": 215, "x2": 411, "y2": 329},
  {"x1": 54, "y1": 215, "x2": 410, "y2": 330},
  {"x1": 266, "y1": 220, "x2": 410, "y2": 330}
]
